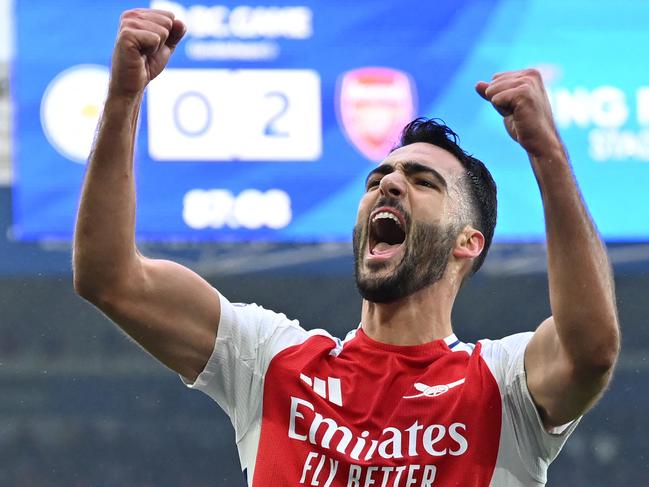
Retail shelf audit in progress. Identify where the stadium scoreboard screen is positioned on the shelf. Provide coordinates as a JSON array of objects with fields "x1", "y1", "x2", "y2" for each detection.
[{"x1": 11, "y1": 0, "x2": 649, "y2": 242}]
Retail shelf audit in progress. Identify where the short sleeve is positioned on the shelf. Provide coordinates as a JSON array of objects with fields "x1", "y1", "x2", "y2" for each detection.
[
  {"x1": 182, "y1": 291, "x2": 308, "y2": 441},
  {"x1": 480, "y1": 332, "x2": 581, "y2": 483}
]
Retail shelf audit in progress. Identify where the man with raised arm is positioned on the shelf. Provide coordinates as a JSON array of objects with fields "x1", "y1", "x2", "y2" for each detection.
[{"x1": 74, "y1": 8, "x2": 620, "y2": 487}]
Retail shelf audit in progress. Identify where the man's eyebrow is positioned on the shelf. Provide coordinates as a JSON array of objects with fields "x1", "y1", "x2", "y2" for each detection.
[
  {"x1": 365, "y1": 165, "x2": 394, "y2": 185},
  {"x1": 401, "y1": 161, "x2": 448, "y2": 189},
  {"x1": 365, "y1": 161, "x2": 448, "y2": 189}
]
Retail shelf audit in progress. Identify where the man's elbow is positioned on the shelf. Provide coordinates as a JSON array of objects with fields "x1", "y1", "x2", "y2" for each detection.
[
  {"x1": 72, "y1": 251, "x2": 142, "y2": 306},
  {"x1": 577, "y1": 320, "x2": 620, "y2": 377},
  {"x1": 598, "y1": 325, "x2": 621, "y2": 372},
  {"x1": 73, "y1": 269, "x2": 111, "y2": 306},
  {"x1": 72, "y1": 248, "x2": 99, "y2": 301},
  {"x1": 73, "y1": 262, "x2": 130, "y2": 310}
]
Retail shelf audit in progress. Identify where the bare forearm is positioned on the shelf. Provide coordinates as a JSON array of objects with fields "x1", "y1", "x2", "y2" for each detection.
[
  {"x1": 73, "y1": 92, "x2": 143, "y2": 296},
  {"x1": 532, "y1": 148, "x2": 619, "y2": 369},
  {"x1": 478, "y1": 69, "x2": 619, "y2": 424}
]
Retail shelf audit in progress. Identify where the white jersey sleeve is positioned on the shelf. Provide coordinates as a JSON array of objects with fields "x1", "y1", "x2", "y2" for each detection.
[
  {"x1": 480, "y1": 332, "x2": 580, "y2": 485},
  {"x1": 182, "y1": 291, "x2": 308, "y2": 442}
]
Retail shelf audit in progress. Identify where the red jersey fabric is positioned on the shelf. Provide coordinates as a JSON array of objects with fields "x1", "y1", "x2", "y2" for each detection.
[
  {"x1": 183, "y1": 293, "x2": 579, "y2": 487},
  {"x1": 254, "y1": 329, "x2": 501, "y2": 486}
]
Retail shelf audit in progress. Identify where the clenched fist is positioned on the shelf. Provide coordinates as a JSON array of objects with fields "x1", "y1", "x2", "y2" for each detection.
[
  {"x1": 109, "y1": 9, "x2": 186, "y2": 98},
  {"x1": 476, "y1": 69, "x2": 563, "y2": 158}
]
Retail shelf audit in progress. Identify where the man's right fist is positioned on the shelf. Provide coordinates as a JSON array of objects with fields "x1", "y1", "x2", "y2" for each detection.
[{"x1": 109, "y1": 9, "x2": 186, "y2": 98}]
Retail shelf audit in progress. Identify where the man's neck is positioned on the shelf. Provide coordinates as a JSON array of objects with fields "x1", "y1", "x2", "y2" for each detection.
[{"x1": 360, "y1": 281, "x2": 457, "y2": 346}]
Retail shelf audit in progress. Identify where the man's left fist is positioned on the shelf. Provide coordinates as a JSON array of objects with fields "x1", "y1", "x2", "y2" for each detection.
[{"x1": 476, "y1": 69, "x2": 563, "y2": 158}]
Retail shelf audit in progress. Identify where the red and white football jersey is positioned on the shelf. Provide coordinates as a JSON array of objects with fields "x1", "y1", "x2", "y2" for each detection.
[{"x1": 184, "y1": 293, "x2": 578, "y2": 486}]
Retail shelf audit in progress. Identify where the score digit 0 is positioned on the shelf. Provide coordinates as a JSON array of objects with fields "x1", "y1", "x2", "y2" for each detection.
[{"x1": 147, "y1": 69, "x2": 322, "y2": 161}]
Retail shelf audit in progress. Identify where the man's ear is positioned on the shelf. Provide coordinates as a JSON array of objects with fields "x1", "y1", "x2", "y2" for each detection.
[{"x1": 452, "y1": 227, "x2": 485, "y2": 261}]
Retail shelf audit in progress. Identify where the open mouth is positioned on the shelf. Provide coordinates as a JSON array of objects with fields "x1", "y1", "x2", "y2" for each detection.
[{"x1": 369, "y1": 208, "x2": 406, "y2": 257}]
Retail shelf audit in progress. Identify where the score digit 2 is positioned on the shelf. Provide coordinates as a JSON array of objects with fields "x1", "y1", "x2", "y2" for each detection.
[{"x1": 147, "y1": 69, "x2": 322, "y2": 162}]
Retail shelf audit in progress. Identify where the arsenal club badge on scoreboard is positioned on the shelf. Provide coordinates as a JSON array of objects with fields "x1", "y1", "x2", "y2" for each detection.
[{"x1": 337, "y1": 67, "x2": 417, "y2": 162}]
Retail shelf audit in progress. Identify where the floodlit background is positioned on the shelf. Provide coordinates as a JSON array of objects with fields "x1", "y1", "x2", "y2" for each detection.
[
  {"x1": 0, "y1": 0, "x2": 10, "y2": 183},
  {"x1": 1, "y1": 1, "x2": 648, "y2": 485}
]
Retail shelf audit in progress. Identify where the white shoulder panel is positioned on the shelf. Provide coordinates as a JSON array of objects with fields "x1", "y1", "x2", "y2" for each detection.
[
  {"x1": 480, "y1": 333, "x2": 580, "y2": 486},
  {"x1": 183, "y1": 291, "x2": 308, "y2": 441}
]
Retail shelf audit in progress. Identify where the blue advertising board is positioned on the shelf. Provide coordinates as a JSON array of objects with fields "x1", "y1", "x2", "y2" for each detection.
[{"x1": 11, "y1": 0, "x2": 649, "y2": 242}]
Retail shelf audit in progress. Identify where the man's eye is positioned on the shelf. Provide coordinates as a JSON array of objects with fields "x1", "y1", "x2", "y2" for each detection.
[
  {"x1": 417, "y1": 179, "x2": 435, "y2": 189},
  {"x1": 366, "y1": 179, "x2": 380, "y2": 190}
]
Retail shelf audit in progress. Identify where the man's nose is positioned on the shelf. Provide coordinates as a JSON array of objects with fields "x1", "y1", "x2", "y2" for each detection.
[{"x1": 379, "y1": 172, "x2": 407, "y2": 198}]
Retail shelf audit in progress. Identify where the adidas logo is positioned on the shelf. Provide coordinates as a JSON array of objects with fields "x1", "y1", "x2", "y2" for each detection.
[{"x1": 299, "y1": 374, "x2": 343, "y2": 406}]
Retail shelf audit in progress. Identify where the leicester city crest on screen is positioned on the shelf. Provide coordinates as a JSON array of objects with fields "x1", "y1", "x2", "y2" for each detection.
[{"x1": 337, "y1": 67, "x2": 417, "y2": 162}]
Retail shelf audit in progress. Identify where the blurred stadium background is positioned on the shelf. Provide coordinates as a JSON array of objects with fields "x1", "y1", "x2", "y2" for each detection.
[{"x1": 1, "y1": 1, "x2": 649, "y2": 485}]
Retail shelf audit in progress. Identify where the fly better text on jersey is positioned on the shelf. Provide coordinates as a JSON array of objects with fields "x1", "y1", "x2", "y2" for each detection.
[{"x1": 289, "y1": 396, "x2": 469, "y2": 486}]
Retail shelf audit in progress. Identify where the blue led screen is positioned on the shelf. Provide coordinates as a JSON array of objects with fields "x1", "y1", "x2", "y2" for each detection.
[{"x1": 12, "y1": 0, "x2": 649, "y2": 242}]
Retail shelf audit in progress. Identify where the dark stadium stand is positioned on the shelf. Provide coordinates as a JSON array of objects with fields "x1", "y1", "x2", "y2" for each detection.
[{"x1": 1, "y1": 226, "x2": 648, "y2": 485}]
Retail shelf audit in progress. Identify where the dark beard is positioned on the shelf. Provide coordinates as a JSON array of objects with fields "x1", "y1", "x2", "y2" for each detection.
[{"x1": 353, "y1": 218, "x2": 458, "y2": 303}]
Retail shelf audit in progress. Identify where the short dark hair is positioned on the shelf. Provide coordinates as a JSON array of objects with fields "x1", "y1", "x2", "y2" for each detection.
[{"x1": 394, "y1": 117, "x2": 497, "y2": 275}]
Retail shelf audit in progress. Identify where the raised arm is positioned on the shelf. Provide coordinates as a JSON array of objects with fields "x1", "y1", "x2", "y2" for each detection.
[
  {"x1": 73, "y1": 9, "x2": 220, "y2": 381},
  {"x1": 476, "y1": 69, "x2": 620, "y2": 428}
]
